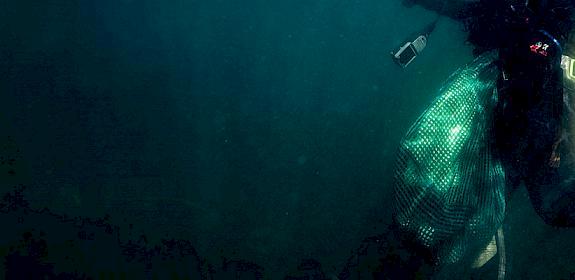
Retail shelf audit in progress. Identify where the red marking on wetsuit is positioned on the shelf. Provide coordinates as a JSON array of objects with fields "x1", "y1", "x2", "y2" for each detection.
[{"x1": 530, "y1": 42, "x2": 549, "y2": 57}]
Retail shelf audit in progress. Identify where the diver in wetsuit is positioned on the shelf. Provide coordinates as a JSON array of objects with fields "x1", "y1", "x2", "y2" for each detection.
[
  {"x1": 406, "y1": 0, "x2": 575, "y2": 226},
  {"x1": 361, "y1": 2, "x2": 575, "y2": 279},
  {"x1": 379, "y1": 0, "x2": 575, "y2": 277},
  {"x1": 492, "y1": 0, "x2": 575, "y2": 227}
]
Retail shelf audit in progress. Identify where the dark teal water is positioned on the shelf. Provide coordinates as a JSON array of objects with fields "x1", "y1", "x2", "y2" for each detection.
[{"x1": 0, "y1": 0, "x2": 494, "y2": 278}]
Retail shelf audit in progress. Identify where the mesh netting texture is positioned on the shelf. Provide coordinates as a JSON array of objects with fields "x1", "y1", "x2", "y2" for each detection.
[{"x1": 393, "y1": 53, "x2": 506, "y2": 266}]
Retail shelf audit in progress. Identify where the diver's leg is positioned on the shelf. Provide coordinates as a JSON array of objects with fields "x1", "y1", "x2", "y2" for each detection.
[
  {"x1": 524, "y1": 165, "x2": 575, "y2": 227},
  {"x1": 523, "y1": 70, "x2": 575, "y2": 226},
  {"x1": 524, "y1": 136, "x2": 575, "y2": 227}
]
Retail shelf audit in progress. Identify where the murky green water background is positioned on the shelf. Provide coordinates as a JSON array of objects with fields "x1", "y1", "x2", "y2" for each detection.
[{"x1": 2, "y1": 0, "x2": 573, "y2": 279}]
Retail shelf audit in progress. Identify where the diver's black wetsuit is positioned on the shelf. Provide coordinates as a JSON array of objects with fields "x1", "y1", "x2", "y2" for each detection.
[
  {"x1": 372, "y1": 2, "x2": 575, "y2": 278},
  {"x1": 492, "y1": 0, "x2": 575, "y2": 226},
  {"x1": 406, "y1": 0, "x2": 575, "y2": 224}
]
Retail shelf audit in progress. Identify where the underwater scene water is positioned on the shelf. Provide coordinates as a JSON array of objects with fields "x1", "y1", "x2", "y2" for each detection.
[{"x1": 1, "y1": 0, "x2": 575, "y2": 279}]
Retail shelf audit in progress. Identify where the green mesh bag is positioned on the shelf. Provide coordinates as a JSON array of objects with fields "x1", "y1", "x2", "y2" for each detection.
[{"x1": 393, "y1": 53, "x2": 507, "y2": 266}]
